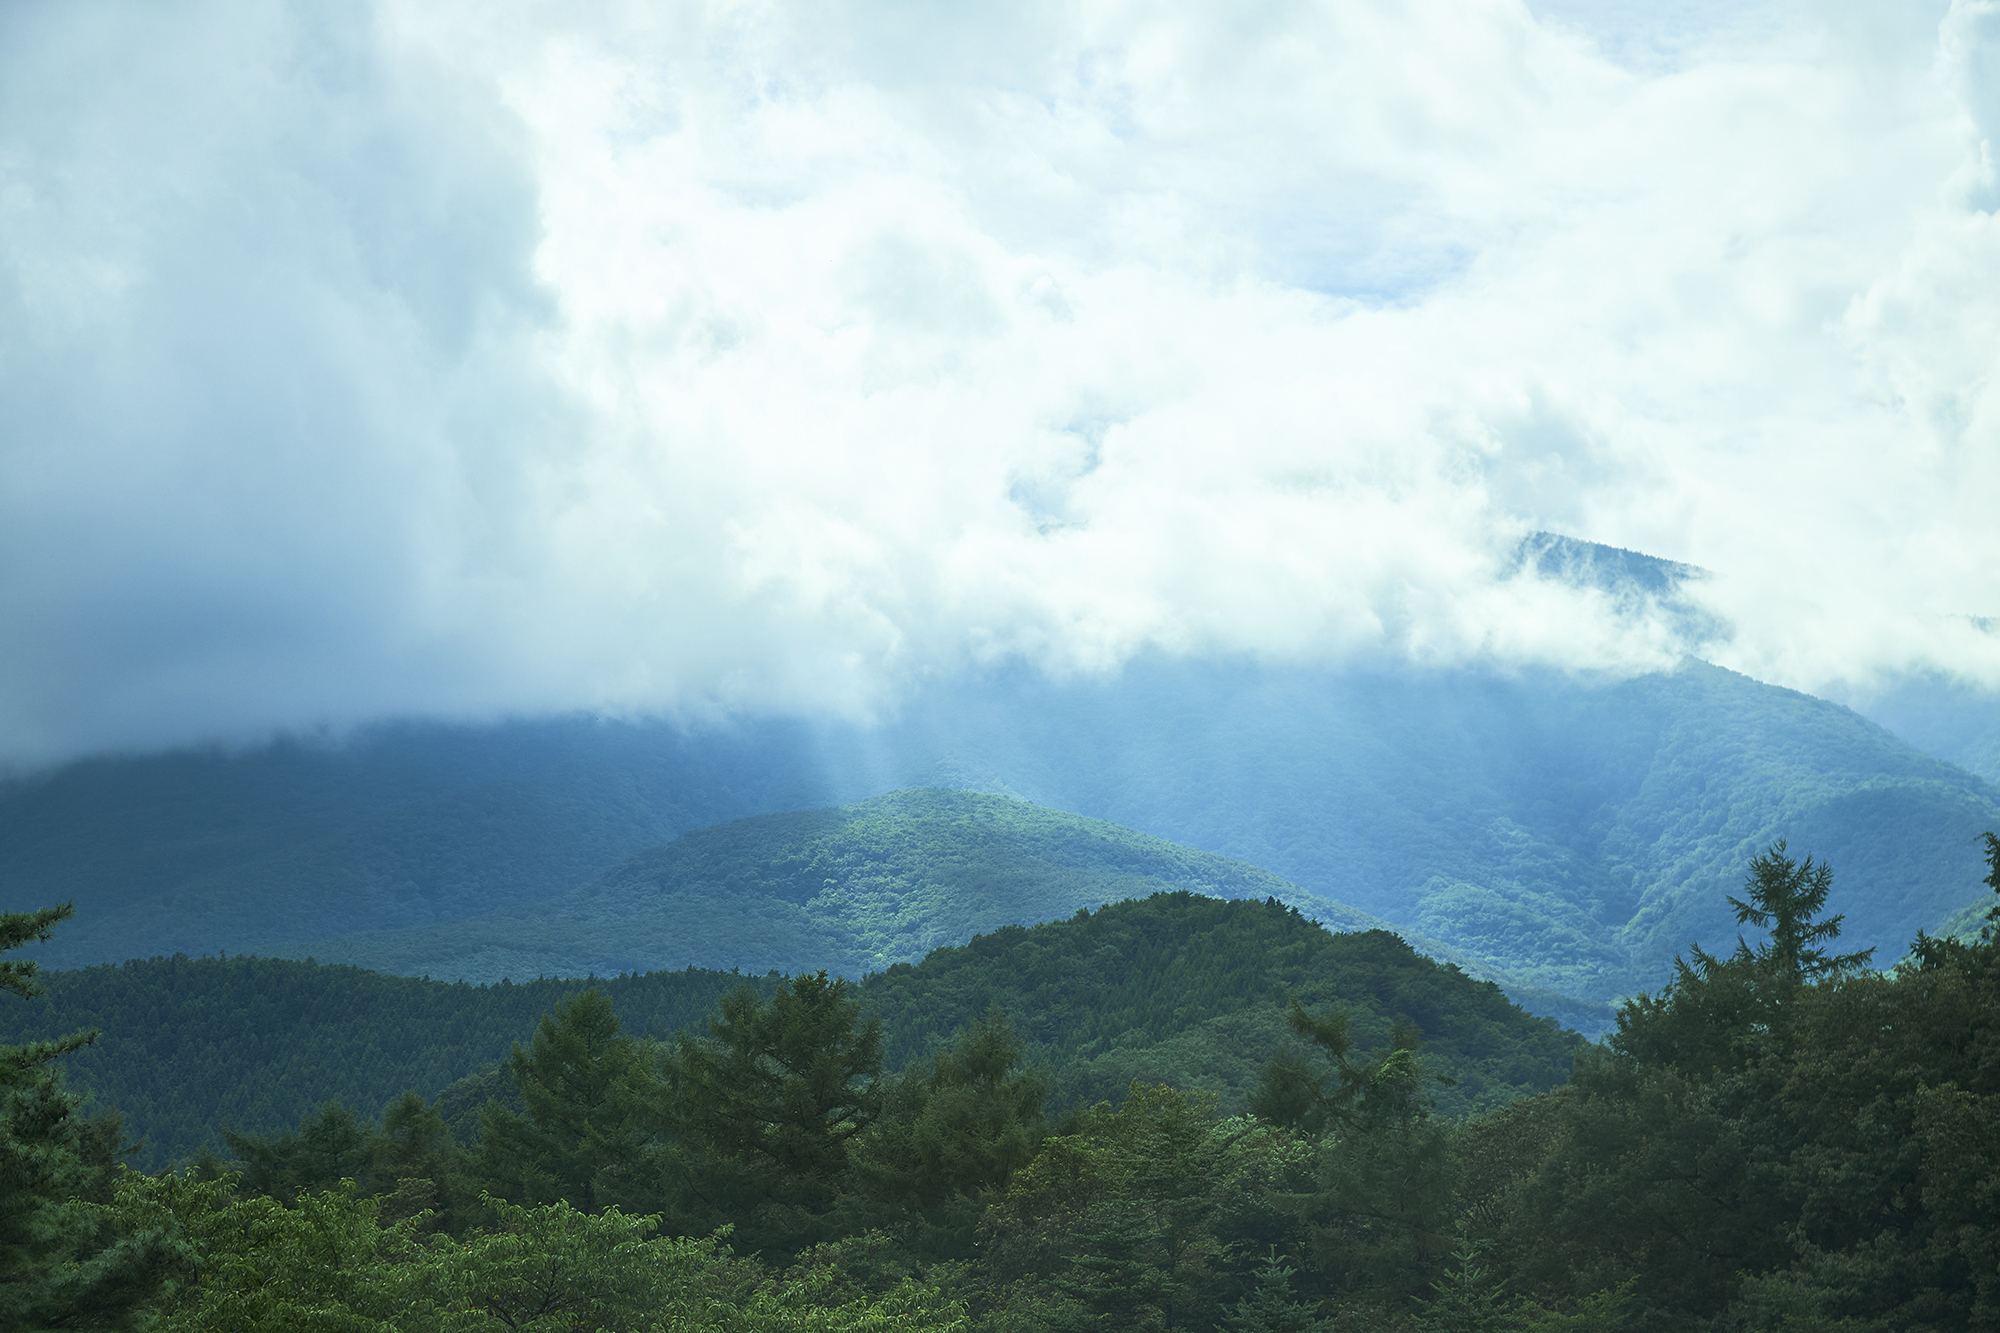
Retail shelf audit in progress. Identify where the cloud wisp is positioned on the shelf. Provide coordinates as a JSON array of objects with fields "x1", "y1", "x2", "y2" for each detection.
[{"x1": 2, "y1": 0, "x2": 1998, "y2": 763}]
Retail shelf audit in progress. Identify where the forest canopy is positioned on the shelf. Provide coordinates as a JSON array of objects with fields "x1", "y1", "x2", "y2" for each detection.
[{"x1": 3, "y1": 836, "x2": 1998, "y2": 1330}]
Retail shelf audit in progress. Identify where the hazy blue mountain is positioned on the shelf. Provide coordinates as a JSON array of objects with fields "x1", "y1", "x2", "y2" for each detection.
[
  {"x1": 6, "y1": 562, "x2": 1997, "y2": 1004},
  {"x1": 1847, "y1": 668, "x2": 2000, "y2": 784},
  {"x1": 1507, "y1": 531, "x2": 1726, "y2": 650},
  {"x1": 0, "y1": 717, "x2": 856, "y2": 968}
]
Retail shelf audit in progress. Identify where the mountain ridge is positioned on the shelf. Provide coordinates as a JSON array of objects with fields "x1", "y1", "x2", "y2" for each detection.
[{"x1": 7, "y1": 648, "x2": 1996, "y2": 1004}]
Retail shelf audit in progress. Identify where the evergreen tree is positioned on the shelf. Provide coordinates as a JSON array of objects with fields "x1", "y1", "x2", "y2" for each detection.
[
  {"x1": 859, "y1": 1009, "x2": 1048, "y2": 1206},
  {"x1": 370, "y1": 1091, "x2": 466, "y2": 1228},
  {"x1": 1616, "y1": 841, "x2": 1871, "y2": 1074},
  {"x1": 1726, "y1": 841, "x2": 1874, "y2": 989},
  {"x1": 1, "y1": 903, "x2": 178, "y2": 1329},
  {"x1": 476, "y1": 988, "x2": 656, "y2": 1214},
  {"x1": 1979, "y1": 829, "x2": 2000, "y2": 940},
  {"x1": 1251, "y1": 1001, "x2": 1438, "y2": 1136},
  {"x1": 1415, "y1": 1229, "x2": 1509, "y2": 1333},
  {"x1": 665, "y1": 971, "x2": 883, "y2": 1244},
  {"x1": 1225, "y1": 1249, "x2": 1329, "y2": 1333},
  {"x1": 224, "y1": 1102, "x2": 372, "y2": 1202}
]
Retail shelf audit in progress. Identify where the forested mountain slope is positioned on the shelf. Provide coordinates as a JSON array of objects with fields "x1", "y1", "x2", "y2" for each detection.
[
  {"x1": 1, "y1": 894, "x2": 1579, "y2": 1168},
  {"x1": 0, "y1": 717, "x2": 848, "y2": 969},
  {"x1": 7, "y1": 641, "x2": 1995, "y2": 1002},
  {"x1": 280, "y1": 789, "x2": 1398, "y2": 987},
  {"x1": 836, "y1": 658, "x2": 2000, "y2": 999}
]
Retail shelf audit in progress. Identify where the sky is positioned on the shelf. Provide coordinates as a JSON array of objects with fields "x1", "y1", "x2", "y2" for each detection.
[{"x1": 2, "y1": 0, "x2": 1998, "y2": 765}]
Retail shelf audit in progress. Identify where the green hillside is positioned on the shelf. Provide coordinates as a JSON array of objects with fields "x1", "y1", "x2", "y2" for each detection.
[
  {"x1": 859, "y1": 891, "x2": 1583, "y2": 1118},
  {"x1": 279, "y1": 788, "x2": 1397, "y2": 985},
  {"x1": 1, "y1": 894, "x2": 1581, "y2": 1169}
]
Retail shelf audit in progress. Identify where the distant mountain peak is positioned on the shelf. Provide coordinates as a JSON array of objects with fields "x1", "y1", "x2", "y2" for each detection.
[
  {"x1": 1509, "y1": 532, "x2": 1706, "y2": 597},
  {"x1": 1510, "y1": 531, "x2": 1728, "y2": 651}
]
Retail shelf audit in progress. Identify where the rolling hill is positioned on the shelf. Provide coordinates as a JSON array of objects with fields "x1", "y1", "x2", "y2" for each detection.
[
  {"x1": 3, "y1": 893, "x2": 1583, "y2": 1168},
  {"x1": 275, "y1": 788, "x2": 1400, "y2": 985}
]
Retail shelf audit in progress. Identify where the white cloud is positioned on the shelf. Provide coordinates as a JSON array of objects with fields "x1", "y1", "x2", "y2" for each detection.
[{"x1": 1, "y1": 0, "x2": 1997, "y2": 762}]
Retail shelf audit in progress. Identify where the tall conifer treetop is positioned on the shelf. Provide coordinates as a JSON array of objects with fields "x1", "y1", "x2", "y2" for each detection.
[{"x1": 1727, "y1": 840, "x2": 1874, "y2": 985}]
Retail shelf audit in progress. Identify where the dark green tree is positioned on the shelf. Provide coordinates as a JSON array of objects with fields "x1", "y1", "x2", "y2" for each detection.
[
  {"x1": 1415, "y1": 1229, "x2": 1509, "y2": 1333},
  {"x1": 476, "y1": 988, "x2": 657, "y2": 1214},
  {"x1": 370, "y1": 1091, "x2": 466, "y2": 1228},
  {"x1": 1978, "y1": 829, "x2": 2000, "y2": 940},
  {"x1": 859, "y1": 1009, "x2": 1048, "y2": 1208},
  {"x1": 1727, "y1": 840, "x2": 1874, "y2": 990},
  {"x1": 663, "y1": 971, "x2": 883, "y2": 1250},
  {"x1": 224, "y1": 1102, "x2": 371, "y2": 1202},
  {"x1": 977, "y1": 1084, "x2": 1244, "y2": 1331},
  {"x1": 1251, "y1": 1001, "x2": 1438, "y2": 1136},
  {"x1": 1, "y1": 903, "x2": 179, "y2": 1329},
  {"x1": 1225, "y1": 1249, "x2": 1329, "y2": 1333},
  {"x1": 1614, "y1": 842, "x2": 1869, "y2": 1077}
]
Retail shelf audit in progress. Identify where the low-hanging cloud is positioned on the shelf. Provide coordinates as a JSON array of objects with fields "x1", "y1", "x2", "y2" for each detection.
[{"x1": 2, "y1": 0, "x2": 1998, "y2": 764}]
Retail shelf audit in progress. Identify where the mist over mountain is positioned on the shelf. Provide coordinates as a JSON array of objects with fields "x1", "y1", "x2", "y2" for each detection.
[
  {"x1": 8, "y1": 597, "x2": 1995, "y2": 1006},
  {"x1": 4, "y1": 0, "x2": 2000, "y2": 770},
  {"x1": 1844, "y1": 669, "x2": 2000, "y2": 785}
]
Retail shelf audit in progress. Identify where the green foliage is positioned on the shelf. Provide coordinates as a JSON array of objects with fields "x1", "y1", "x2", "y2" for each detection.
[
  {"x1": 1, "y1": 901, "x2": 177, "y2": 1330},
  {"x1": 225, "y1": 1102, "x2": 372, "y2": 1203},
  {"x1": 1469, "y1": 841, "x2": 2000, "y2": 1329},
  {"x1": 120, "y1": 1173, "x2": 966, "y2": 1333},
  {"x1": 477, "y1": 988, "x2": 656, "y2": 1215},
  {"x1": 1414, "y1": 1230, "x2": 1508, "y2": 1333},
  {"x1": 666, "y1": 972, "x2": 885, "y2": 1250},
  {"x1": 976, "y1": 1085, "x2": 1309, "y2": 1331},
  {"x1": 20, "y1": 834, "x2": 2000, "y2": 1331},
  {"x1": 866, "y1": 895, "x2": 1582, "y2": 1125},
  {"x1": 3, "y1": 894, "x2": 1581, "y2": 1167},
  {"x1": 1251, "y1": 1002, "x2": 1439, "y2": 1137},
  {"x1": 1225, "y1": 1250, "x2": 1330, "y2": 1333},
  {"x1": 0, "y1": 954, "x2": 767, "y2": 1169},
  {"x1": 859, "y1": 1011, "x2": 1049, "y2": 1209}
]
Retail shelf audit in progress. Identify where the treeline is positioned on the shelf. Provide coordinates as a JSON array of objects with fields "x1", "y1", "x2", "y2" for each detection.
[
  {"x1": 8, "y1": 894, "x2": 1584, "y2": 1167},
  {"x1": 8, "y1": 840, "x2": 2000, "y2": 1329},
  {"x1": 12, "y1": 955, "x2": 778, "y2": 1170}
]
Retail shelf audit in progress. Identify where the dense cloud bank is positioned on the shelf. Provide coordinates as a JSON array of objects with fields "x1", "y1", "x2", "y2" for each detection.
[{"x1": 3, "y1": 0, "x2": 1999, "y2": 762}]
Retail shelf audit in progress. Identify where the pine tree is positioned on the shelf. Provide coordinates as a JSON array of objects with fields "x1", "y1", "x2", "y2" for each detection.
[
  {"x1": 1226, "y1": 1249, "x2": 1329, "y2": 1333},
  {"x1": 1727, "y1": 840, "x2": 1874, "y2": 987},
  {"x1": 859, "y1": 1009, "x2": 1048, "y2": 1205},
  {"x1": 1979, "y1": 830, "x2": 2000, "y2": 940},
  {"x1": 670, "y1": 972, "x2": 882, "y2": 1188},
  {"x1": 225, "y1": 1101, "x2": 372, "y2": 1201},
  {"x1": 475, "y1": 988, "x2": 656, "y2": 1214},
  {"x1": 1251, "y1": 1001, "x2": 1438, "y2": 1135},
  {"x1": 1, "y1": 903, "x2": 179, "y2": 1328},
  {"x1": 371, "y1": 1090, "x2": 465, "y2": 1227},
  {"x1": 1416, "y1": 1229, "x2": 1510, "y2": 1333}
]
